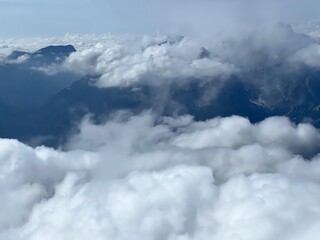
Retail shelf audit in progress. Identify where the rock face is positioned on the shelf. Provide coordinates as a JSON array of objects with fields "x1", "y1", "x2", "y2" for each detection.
[
  {"x1": 8, "y1": 45, "x2": 76, "y2": 63},
  {"x1": 32, "y1": 45, "x2": 76, "y2": 63},
  {"x1": 0, "y1": 45, "x2": 79, "y2": 144},
  {"x1": 0, "y1": 45, "x2": 78, "y2": 109},
  {"x1": 2, "y1": 67, "x2": 319, "y2": 148}
]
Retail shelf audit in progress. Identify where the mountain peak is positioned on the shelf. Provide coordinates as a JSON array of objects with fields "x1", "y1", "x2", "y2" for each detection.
[
  {"x1": 275, "y1": 22, "x2": 294, "y2": 34},
  {"x1": 7, "y1": 50, "x2": 30, "y2": 60},
  {"x1": 34, "y1": 45, "x2": 76, "y2": 56},
  {"x1": 30, "y1": 45, "x2": 77, "y2": 63},
  {"x1": 199, "y1": 47, "x2": 211, "y2": 59}
]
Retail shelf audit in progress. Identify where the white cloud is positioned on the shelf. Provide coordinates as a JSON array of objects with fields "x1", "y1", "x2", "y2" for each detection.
[
  {"x1": 64, "y1": 35, "x2": 238, "y2": 87},
  {"x1": 1, "y1": 24, "x2": 319, "y2": 85},
  {"x1": 1, "y1": 113, "x2": 320, "y2": 239},
  {"x1": 6, "y1": 54, "x2": 30, "y2": 64},
  {"x1": 58, "y1": 24, "x2": 318, "y2": 87}
]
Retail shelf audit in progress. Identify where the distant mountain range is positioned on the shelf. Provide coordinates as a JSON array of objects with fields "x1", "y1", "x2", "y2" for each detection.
[
  {"x1": 1, "y1": 26, "x2": 320, "y2": 148},
  {"x1": 0, "y1": 45, "x2": 77, "y2": 109}
]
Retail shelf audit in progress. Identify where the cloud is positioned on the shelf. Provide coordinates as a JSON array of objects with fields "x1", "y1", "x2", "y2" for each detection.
[
  {"x1": 60, "y1": 24, "x2": 318, "y2": 88},
  {"x1": 1, "y1": 22, "x2": 319, "y2": 87},
  {"x1": 0, "y1": 34, "x2": 123, "y2": 56},
  {"x1": 64, "y1": 35, "x2": 238, "y2": 87},
  {"x1": 1, "y1": 112, "x2": 320, "y2": 239},
  {"x1": 290, "y1": 44, "x2": 320, "y2": 67},
  {"x1": 6, "y1": 54, "x2": 30, "y2": 64}
]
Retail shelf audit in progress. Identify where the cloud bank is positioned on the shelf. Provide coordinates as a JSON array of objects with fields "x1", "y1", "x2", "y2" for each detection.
[
  {"x1": 1, "y1": 112, "x2": 320, "y2": 239},
  {"x1": 60, "y1": 24, "x2": 320, "y2": 88},
  {"x1": 2, "y1": 21, "x2": 320, "y2": 89},
  {"x1": 64, "y1": 35, "x2": 238, "y2": 87}
]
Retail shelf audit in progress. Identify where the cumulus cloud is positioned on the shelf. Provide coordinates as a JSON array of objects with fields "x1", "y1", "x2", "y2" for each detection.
[
  {"x1": 60, "y1": 24, "x2": 319, "y2": 88},
  {"x1": 64, "y1": 35, "x2": 238, "y2": 87},
  {"x1": 1, "y1": 22, "x2": 320, "y2": 88},
  {"x1": 6, "y1": 54, "x2": 30, "y2": 64},
  {"x1": 1, "y1": 112, "x2": 320, "y2": 239}
]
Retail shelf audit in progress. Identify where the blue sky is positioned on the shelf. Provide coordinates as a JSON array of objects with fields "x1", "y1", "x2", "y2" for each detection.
[
  {"x1": 0, "y1": 0, "x2": 174, "y2": 37},
  {"x1": 0, "y1": 0, "x2": 127, "y2": 37},
  {"x1": 1, "y1": 0, "x2": 320, "y2": 38}
]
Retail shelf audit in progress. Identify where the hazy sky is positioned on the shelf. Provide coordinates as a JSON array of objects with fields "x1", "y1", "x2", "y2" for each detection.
[{"x1": 1, "y1": 0, "x2": 320, "y2": 38}]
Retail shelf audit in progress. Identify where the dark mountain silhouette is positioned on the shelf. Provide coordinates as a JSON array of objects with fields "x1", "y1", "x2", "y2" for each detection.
[
  {"x1": 7, "y1": 67, "x2": 320, "y2": 148},
  {"x1": 31, "y1": 45, "x2": 76, "y2": 63},
  {"x1": 7, "y1": 50, "x2": 30, "y2": 60}
]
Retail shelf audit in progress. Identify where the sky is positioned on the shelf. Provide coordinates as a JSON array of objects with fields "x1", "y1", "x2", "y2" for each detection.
[{"x1": 1, "y1": 0, "x2": 320, "y2": 38}]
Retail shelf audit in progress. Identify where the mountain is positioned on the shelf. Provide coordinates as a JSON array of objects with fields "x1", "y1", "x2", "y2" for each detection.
[
  {"x1": 1, "y1": 70, "x2": 320, "y2": 147},
  {"x1": 15, "y1": 67, "x2": 320, "y2": 147},
  {"x1": 31, "y1": 45, "x2": 76, "y2": 63},
  {"x1": 8, "y1": 45, "x2": 76, "y2": 64},
  {"x1": 0, "y1": 45, "x2": 79, "y2": 144},
  {"x1": 1, "y1": 26, "x2": 320, "y2": 147},
  {"x1": 0, "y1": 45, "x2": 78, "y2": 109}
]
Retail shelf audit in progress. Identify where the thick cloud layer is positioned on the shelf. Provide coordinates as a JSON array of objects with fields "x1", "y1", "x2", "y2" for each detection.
[
  {"x1": 1, "y1": 22, "x2": 320, "y2": 88},
  {"x1": 2, "y1": 113, "x2": 320, "y2": 239},
  {"x1": 60, "y1": 24, "x2": 320, "y2": 88},
  {"x1": 64, "y1": 35, "x2": 238, "y2": 87}
]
